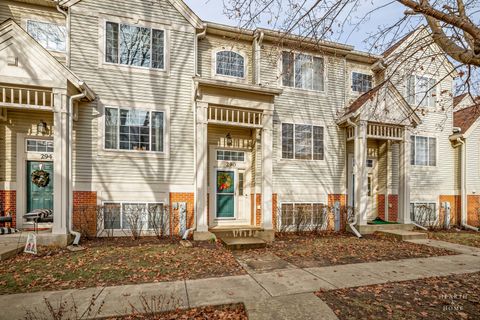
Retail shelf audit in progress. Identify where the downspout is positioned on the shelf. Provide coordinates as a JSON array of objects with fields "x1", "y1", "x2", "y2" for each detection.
[
  {"x1": 186, "y1": 25, "x2": 207, "y2": 240},
  {"x1": 55, "y1": 3, "x2": 70, "y2": 67},
  {"x1": 457, "y1": 137, "x2": 479, "y2": 231},
  {"x1": 68, "y1": 84, "x2": 88, "y2": 245},
  {"x1": 346, "y1": 117, "x2": 362, "y2": 237},
  {"x1": 253, "y1": 31, "x2": 264, "y2": 85}
]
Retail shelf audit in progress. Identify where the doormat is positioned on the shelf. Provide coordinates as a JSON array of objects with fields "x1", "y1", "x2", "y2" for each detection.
[{"x1": 368, "y1": 217, "x2": 398, "y2": 225}]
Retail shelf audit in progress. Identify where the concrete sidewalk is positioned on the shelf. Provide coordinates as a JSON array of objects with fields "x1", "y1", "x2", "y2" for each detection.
[{"x1": 1, "y1": 240, "x2": 479, "y2": 320}]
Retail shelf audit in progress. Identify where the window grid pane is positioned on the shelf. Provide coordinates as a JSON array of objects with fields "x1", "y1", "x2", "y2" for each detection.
[
  {"x1": 282, "y1": 123, "x2": 294, "y2": 159},
  {"x1": 216, "y1": 51, "x2": 245, "y2": 78},
  {"x1": 119, "y1": 109, "x2": 150, "y2": 151},
  {"x1": 105, "y1": 22, "x2": 119, "y2": 63},
  {"x1": 352, "y1": 72, "x2": 372, "y2": 93},
  {"x1": 151, "y1": 29, "x2": 165, "y2": 69},
  {"x1": 294, "y1": 124, "x2": 312, "y2": 160},
  {"x1": 151, "y1": 111, "x2": 164, "y2": 152},
  {"x1": 27, "y1": 20, "x2": 66, "y2": 52},
  {"x1": 216, "y1": 150, "x2": 245, "y2": 161},
  {"x1": 26, "y1": 139, "x2": 54, "y2": 152},
  {"x1": 282, "y1": 52, "x2": 294, "y2": 87},
  {"x1": 312, "y1": 126, "x2": 324, "y2": 160},
  {"x1": 119, "y1": 24, "x2": 151, "y2": 68}
]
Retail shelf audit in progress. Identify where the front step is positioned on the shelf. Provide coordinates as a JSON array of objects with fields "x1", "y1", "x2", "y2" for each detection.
[
  {"x1": 220, "y1": 237, "x2": 267, "y2": 250},
  {"x1": 378, "y1": 229, "x2": 428, "y2": 241},
  {"x1": 210, "y1": 227, "x2": 264, "y2": 239},
  {"x1": 355, "y1": 223, "x2": 415, "y2": 234}
]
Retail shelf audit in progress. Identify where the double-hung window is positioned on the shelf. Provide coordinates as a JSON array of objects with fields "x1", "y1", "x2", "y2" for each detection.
[
  {"x1": 105, "y1": 107, "x2": 165, "y2": 152},
  {"x1": 215, "y1": 51, "x2": 245, "y2": 78},
  {"x1": 406, "y1": 75, "x2": 436, "y2": 107},
  {"x1": 105, "y1": 21, "x2": 165, "y2": 69},
  {"x1": 27, "y1": 20, "x2": 66, "y2": 52},
  {"x1": 282, "y1": 52, "x2": 324, "y2": 91},
  {"x1": 352, "y1": 72, "x2": 373, "y2": 93},
  {"x1": 103, "y1": 202, "x2": 167, "y2": 231},
  {"x1": 282, "y1": 123, "x2": 324, "y2": 160},
  {"x1": 410, "y1": 135, "x2": 436, "y2": 166}
]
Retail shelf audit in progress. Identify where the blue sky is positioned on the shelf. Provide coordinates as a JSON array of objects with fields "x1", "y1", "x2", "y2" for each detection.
[{"x1": 183, "y1": 0, "x2": 409, "y2": 52}]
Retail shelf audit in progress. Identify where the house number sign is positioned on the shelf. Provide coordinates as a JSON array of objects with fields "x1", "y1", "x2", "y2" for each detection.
[
  {"x1": 225, "y1": 162, "x2": 236, "y2": 168},
  {"x1": 41, "y1": 154, "x2": 53, "y2": 160}
]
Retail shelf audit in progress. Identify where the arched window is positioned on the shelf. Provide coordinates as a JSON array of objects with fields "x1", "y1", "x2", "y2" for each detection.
[{"x1": 215, "y1": 50, "x2": 245, "y2": 78}]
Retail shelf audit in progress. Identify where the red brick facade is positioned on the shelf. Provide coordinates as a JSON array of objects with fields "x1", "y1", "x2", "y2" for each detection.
[
  {"x1": 328, "y1": 194, "x2": 348, "y2": 231},
  {"x1": 377, "y1": 194, "x2": 386, "y2": 220},
  {"x1": 439, "y1": 195, "x2": 461, "y2": 226},
  {"x1": 272, "y1": 193, "x2": 278, "y2": 230},
  {"x1": 467, "y1": 195, "x2": 480, "y2": 227},
  {"x1": 255, "y1": 194, "x2": 262, "y2": 226},
  {"x1": 169, "y1": 192, "x2": 195, "y2": 236},
  {"x1": 387, "y1": 195, "x2": 398, "y2": 222},
  {"x1": 0, "y1": 190, "x2": 16, "y2": 228},
  {"x1": 72, "y1": 191, "x2": 97, "y2": 237}
]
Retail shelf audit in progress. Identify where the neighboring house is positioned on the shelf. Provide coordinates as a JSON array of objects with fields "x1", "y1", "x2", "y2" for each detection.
[
  {"x1": 451, "y1": 103, "x2": 480, "y2": 228},
  {"x1": 0, "y1": 0, "x2": 472, "y2": 244}
]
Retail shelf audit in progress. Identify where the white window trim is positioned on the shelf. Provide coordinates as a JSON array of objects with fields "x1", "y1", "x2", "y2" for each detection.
[
  {"x1": 25, "y1": 19, "x2": 67, "y2": 53},
  {"x1": 216, "y1": 150, "x2": 246, "y2": 162},
  {"x1": 98, "y1": 102, "x2": 170, "y2": 158},
  {"x1": 25, "y1": 138, "x2": 54, "y2": 154},
  {"x1": 279, "y1": 202, "x2": 328, "y2": 230},
  {"x1": 280, "y1": 122, "x2": 326, "y2": 162},
  {"x1": 411, "y1": 134, "x2": 438, "y2": 168},
  {"x1": 410, "y1": 201, "x2": 439, "y2": 225},
  {"x1": 351, "y1": 71, "x2": 373, "y2": 94},
  {"x1": 101, "y1": 201, "x2": 167, "y2": 232},
  {"x1": 278, "y1": 50, "x2": 327, "y2": 94},
  {"x1": 98, "y1": 15, "x2": 170, "y2": 74},
  {"x1": 212, "y1": 48, "x2": 248, "y2": 82},
  {"x1": 407, "y1": 74, "x2": 438, "y2": 107}
]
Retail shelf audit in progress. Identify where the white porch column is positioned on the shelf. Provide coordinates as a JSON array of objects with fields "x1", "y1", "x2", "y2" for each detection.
[
  {"x1": 261, "y1": 110, "x2": 273, "y2": 230},
  {"x1": 195, "y1": 101, "x2": 209, "y2": 232},
  {"x1": 398, "y1": 129, "x2": 411, "y2": 224},
  {"x1": 52, "y1": 88, "x2": 69, "y2": 235},
  {"x1": 354, "y1": 121, "x2": 368, "y2": 225}
]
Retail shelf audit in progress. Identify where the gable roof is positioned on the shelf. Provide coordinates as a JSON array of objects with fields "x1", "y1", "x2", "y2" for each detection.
[
  {"x1": 453, "y1": 93, "x2": 468, "y2": 108},
  {"x1": 454, "y1": 104, "x2": 480, "y2": 135},
  {"x1": 0, "y1": 18, "x2": 95, "y2": 99},
  {"x1": 339, "y1": 80, "x2": 421, "y2": 126},
  {"x1": 58, "y1": 0, "x2": 204, "y2": 29},
  {"x1": 383, "y1": 29, "x2": 416, "y2": 57}
]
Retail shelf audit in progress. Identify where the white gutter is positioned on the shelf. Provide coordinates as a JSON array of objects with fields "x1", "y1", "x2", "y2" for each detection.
[
  {"x1": 456, "y1": 137, "x2": 479, "y2": 231},
  {"x1": 253, "y1": 31, "x2": 264, "y2": 85},
  {"x1": 55, "y1": 3, "x2": 70, "y2": 67},
  {"x1": 195, "y1": 24, "x2": 207, "y2": 77}
]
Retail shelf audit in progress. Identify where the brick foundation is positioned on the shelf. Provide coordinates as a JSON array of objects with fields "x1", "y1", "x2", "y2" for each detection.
[
  {"x1": 439, "y1": 195, "x2": 461, "y2": 226},
  {"x1": 272, "y1": 193, "x2": 278, "y2": 231},
  {"x1": 255, "y1": 194, "x2": 262, "y2": 226},
  {"x1": 72, "y1": 191, "x2": 97, "y2": 237},
  {"x1": 387, "y1": 195, "x2": 398, "y2": 222},
  {"x1": 377, "y1": 194, "x2": 386, "y2": 220},
  {"x1": 467, "y1": 195, "x2": 480, "y2": 227},
  {"x1": 328, "y1": 194, "x2": 347, "y2": 231},
  {"x1": 0, "y1": 190, "x2": 16, "y2": 228},
  {"x1": 169, "y1": 192, "x2": 195, "y2": 236}
]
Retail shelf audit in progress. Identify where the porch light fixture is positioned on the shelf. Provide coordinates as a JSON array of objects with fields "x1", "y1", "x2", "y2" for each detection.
[
  {"x1": 37, "y1": 120, "x2": 48, "y2": 135},
  {"x1": 226, "y1": 133, "x2": 233, "y2": 146}
]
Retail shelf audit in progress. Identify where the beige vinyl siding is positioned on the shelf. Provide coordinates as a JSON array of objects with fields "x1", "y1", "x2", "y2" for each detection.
[
  {"x1": 0, "y1": 0, "x2": 66, "y2": 64},
  {"x1": 0, "y1": 110, "x2": 53, "y2": 182},
  {"x1": 262, "y1": 44, "x2": 347, "y2": 196},
  {"x1": 385, "y1": 32, "x2": 456, "y2": 197},
  {"x1": 466, "y1": 126, "x2": 480, "y2": 193},
  {"x1": 198, "y1": 34, "x2": 254, "y2": 84},
  {"x1": 69, "y1": 0, "x2": 196, "y2": 186}
]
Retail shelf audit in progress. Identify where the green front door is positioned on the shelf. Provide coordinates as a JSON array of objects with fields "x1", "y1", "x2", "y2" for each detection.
[
  {"x1": 27, "y1": 161, "x2": 54, "y2": 212},
  {"x1": 216, "y1": 170, "x2": 235, "y2": 218}
]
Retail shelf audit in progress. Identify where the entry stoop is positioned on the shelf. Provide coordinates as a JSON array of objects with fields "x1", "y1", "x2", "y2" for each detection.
[
  {"x1": 220, "y1": 237, "x2": 267, "y2": 250},
  {"x1": 378, "y1": 229, "x2": 427, "y2": 241}
]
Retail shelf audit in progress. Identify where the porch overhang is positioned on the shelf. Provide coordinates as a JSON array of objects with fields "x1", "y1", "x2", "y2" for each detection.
[{"x1": 337, "y1": 80, "x2": 421, "y2": 128}]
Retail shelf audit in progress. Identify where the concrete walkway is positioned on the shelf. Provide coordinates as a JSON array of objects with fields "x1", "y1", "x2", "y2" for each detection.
[{"x1": 1, "y1": 240, "x2": 479, "y2": 319}]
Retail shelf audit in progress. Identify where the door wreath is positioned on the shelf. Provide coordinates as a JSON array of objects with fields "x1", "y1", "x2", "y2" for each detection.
[
  {"x1": 217, "y1": 172, "x2": 233, "y2": 191},
  {"x1": 31, "y1": 170, "x2": 50, "y2": 188}
]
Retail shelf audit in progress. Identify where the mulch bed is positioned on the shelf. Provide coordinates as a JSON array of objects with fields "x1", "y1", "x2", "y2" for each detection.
[
  {"x1": 316, "y1": 272, "x2": 480, "y2": 319},
  {"x1": 247, "y1": 232, "x2": 455, "y2": 268},
  {"x1": 109, "y1": 304, "x2": 247, "y2": 320},
  {"x1": 0, "y1": 237, "x2": 244, "y2": 295},
  {"x1": 428, "y1": 230, "x2": 480, "y2": 248}
]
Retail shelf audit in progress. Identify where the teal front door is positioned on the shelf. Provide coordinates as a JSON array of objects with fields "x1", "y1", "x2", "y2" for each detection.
[
  {"x1": 216, "y1": 170, "x2": 235, "y2": 218},
  {"x1": 27, "y1": 161, "x2": 54, "y2": 212}
]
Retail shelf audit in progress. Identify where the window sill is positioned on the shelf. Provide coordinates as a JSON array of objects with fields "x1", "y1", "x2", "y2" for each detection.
[
  {"x1": 281, "y1": 86, "x2": 326, "y2": 96},
  {"x1": 100, "y1": 62, "x2": 169, "y2": 75},
  {"x1": 99, "y1": 148, "x2": 169, "y2": 159}
]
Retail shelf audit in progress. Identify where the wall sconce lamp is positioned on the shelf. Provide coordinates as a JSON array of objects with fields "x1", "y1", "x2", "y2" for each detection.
[
  {"x1": 37, "y1": 120, "x2": 48, "y2": 135},
  {"x1": 226, "y1": 133, "x2": 233, "y2": 146}
]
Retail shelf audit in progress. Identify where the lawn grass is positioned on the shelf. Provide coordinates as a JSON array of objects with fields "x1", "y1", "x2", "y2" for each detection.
[
  {"x1": 428, "y1": 230, "x2": 480, "y2": 248},
  {"x1": 249, "y1": 233, "x2": 455, "y2": 268},
  {"x1": 0, "y1": 238, "x2": 245, "y2": 295},
  {"x1": 316, "y1": 272, "x2": 480, "y2": 319}
]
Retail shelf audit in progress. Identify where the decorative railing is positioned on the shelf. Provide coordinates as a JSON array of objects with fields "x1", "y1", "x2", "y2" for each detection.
[
  {"x1": 208, "y1": 105, "x2": 263, "y2": 128},
  {"x1": 367, "y1": 123, "x2": 403, "y2": 140},
  {"x1": 0, "y1": 85, "x2": 54, "y2": 110}
]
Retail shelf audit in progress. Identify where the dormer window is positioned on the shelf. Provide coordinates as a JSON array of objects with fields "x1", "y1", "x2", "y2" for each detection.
[{"x1": 215, "y1": 50, "x2": 245, "y2": 78}]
